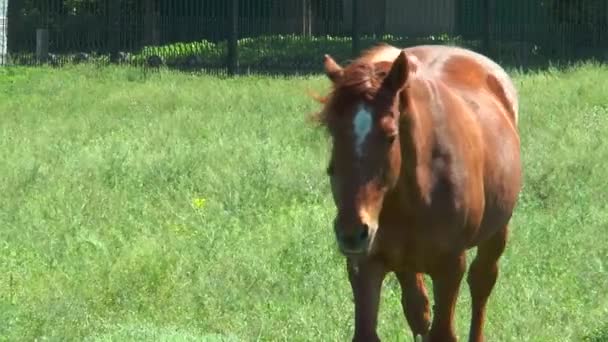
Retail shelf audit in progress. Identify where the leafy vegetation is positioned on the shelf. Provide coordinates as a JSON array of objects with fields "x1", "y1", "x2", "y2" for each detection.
[
  {"x1": 0, "y1": 64, "x2": 607, "y2": 341},
  {"x1": 6, "y1": 34, "x2": 468, "y2": 70},
  {"x1": 136, "y1": 34, "x2": 466, "y2": 70}
]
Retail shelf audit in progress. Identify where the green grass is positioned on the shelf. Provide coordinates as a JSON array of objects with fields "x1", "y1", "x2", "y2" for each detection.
[{"x1": 1, "y1": 63, "x2": 607, "y2": 341}]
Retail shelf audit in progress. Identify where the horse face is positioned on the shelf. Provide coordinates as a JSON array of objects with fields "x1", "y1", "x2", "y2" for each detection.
[
  {"x1": 326, "y1": 104, "x2": 401, "y2": 256},
  {"x1": 322, "y1": 53, "x2": 411, "y2": 256}
]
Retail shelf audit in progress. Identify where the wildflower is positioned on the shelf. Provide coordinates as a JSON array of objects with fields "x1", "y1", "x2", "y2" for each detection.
[{"x1": 192, "y1": 197, "x2": 206, "y2": 209}]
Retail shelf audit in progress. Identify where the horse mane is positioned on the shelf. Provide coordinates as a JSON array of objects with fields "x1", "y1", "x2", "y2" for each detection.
[{"x1": 310, "y1": 43, "x2": 397, "y2": 128}]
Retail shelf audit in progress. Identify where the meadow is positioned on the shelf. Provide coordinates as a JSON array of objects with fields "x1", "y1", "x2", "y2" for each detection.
[{"x1": 0, "y1": 62, "x2": 607, "y2": 341}]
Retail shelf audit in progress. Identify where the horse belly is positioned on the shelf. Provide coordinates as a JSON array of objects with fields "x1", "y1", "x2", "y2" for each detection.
[{"x1": 474, "y1": 129, "x2": 522, "y2": 245}]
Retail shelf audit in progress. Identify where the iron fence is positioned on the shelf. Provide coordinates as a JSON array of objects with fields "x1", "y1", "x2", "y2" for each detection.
[
  {"x1": 1, "y1": 0, "x2": 607, "y2": 74},
  {"x1": 1, "y1": 0, "x2": 7, "y2": 65}
]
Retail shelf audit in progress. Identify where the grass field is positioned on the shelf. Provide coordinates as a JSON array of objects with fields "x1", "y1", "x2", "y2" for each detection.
[{"x1": 1, "y1": 63, "x2": 607, "y2": 341}]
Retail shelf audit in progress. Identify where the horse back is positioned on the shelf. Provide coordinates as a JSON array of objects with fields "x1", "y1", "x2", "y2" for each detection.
[{"x1": 403, "y1": 45, "x2": 519, "y2": 126}]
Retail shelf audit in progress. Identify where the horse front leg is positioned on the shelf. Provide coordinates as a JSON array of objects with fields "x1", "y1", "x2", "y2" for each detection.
[
  {"x1": 396, "y1": 271, "x2": 431, "y2": 340},
  {"x1": 428, "y1": 252, "x2": 467, "y2": 342},
  {"x1": 347, "y1": 257, "x2": 387, "y2": 342}
]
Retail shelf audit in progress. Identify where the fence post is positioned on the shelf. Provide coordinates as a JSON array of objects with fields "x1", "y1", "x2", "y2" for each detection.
[
  {"x1": 352, "y1": 0, "x2": 360, "y2": 57},
  {"x1": 482, "y1": 0, "x2": 493, "y2": 57},
  {"x1": 303, "y1": 0, "x2": 312, "y2": 37},
  {"x1": 36, "y1": 28, "x2": 49, "y2": 63},
  {"x1": 379, "y1": 0, "x2": 386, "y2": 38},
  {"x1": 228, "y1": 0, "x2": 238, "y2": 75},
  {"x1": 143, "y1": 0, "x2": 159, "y2": 46},
  {"x1": 109, "y1": 0, "x2": 120, "y2": 62},
  {"x1": 1, "y1": 1, "x2": 7, "y2": 65}
]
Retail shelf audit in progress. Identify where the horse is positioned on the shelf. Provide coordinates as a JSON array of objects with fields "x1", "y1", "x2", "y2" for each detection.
[{"x1": 312, "y1": 44, "x2": 522, "y2": 342}]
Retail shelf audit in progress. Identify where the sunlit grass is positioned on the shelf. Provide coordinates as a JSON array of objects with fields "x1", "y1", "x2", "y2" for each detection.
[{"x1": 0, "y1": 63, "x2": 607, "y2": 341}]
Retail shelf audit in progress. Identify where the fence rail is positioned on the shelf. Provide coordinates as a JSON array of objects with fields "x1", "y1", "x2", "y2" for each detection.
[{"x1": 1, "y1": 0, "x2": 607, "y2": 73}]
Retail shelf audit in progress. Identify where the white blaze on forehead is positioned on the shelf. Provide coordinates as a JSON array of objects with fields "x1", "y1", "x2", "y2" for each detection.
[{"x1": 353, "y1": 103, "x2": 373, "y2": 157}]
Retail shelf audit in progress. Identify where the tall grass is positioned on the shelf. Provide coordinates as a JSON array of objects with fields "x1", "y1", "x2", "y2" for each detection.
[{"x1": 0, "y1": 63, "x2": 607, "y2": 341}]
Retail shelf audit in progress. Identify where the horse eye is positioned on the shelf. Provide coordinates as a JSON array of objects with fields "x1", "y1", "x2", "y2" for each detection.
[{"x1": 386, "y1": 134, "x2": 397, "y2": 144}]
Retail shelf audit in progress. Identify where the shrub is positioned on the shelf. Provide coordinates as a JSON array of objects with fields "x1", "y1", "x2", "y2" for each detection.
[{"x1": 135, "y1": 34, "x2": 466, "y2": 70}]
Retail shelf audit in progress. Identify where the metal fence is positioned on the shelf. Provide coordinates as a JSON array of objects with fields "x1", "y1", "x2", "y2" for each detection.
[
  {"x1": 1, "y1": 0, "x2": 607, "y2": 74},
  {"x1": 1, "y1": 0, "x2": 7, "y2": 65}
]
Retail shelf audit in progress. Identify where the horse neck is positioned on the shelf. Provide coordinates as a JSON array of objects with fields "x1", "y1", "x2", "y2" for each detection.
[{"x1": 394, "y1": 87, "x2": 435, "y2": 205}]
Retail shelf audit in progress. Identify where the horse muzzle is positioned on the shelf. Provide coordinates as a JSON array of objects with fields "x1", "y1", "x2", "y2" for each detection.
[{"x1": 334, "y1": 219, "x2": 378, "y2": 257}]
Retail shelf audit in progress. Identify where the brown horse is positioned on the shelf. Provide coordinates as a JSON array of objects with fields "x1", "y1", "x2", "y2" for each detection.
[{"x1": 313, "y1": 44, "x2": 521, "y2": 341}]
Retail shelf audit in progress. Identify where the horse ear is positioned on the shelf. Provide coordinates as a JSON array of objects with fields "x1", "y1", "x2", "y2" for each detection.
[
  {"x1": 383, "y1": 51, "x2": 416, "y2": 93},
  {"x1": 324, "y1": 54, "x2": 344, "y2": 83}
]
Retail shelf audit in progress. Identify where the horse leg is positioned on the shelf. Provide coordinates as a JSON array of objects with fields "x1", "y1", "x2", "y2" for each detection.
[
  {"x1": 428, "y1": 252, "x2": 467, "y2": 342},
  {"x1": 347, "y1": 258, "x2": 386, "y2": 342},
  {"x1": 396, "y1": 271, "x2": 431, "y2": 340},
  {"x1": 467, "y1": 225, "x2": 508, "y2": 342}
]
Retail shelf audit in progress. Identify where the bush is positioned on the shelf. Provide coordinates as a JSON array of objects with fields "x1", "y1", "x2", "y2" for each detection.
[{"x1": 136, "y1": 34, "x2": 466, "y2": 71}]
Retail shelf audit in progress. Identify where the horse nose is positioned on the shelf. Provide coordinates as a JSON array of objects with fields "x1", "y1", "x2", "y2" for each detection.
[{"x1": 335, "y1": 222, "x2": 370, "y2": 254}]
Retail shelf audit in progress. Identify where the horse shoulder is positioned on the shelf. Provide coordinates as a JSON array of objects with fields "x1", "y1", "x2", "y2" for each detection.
[{"x1": 407, "y1": 78, "x2": 486, "y2": 249}]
